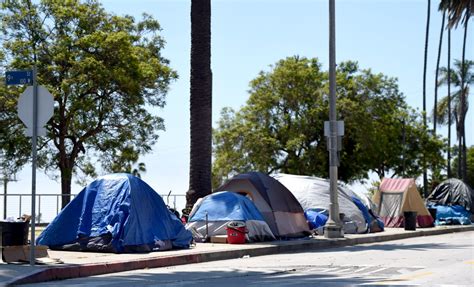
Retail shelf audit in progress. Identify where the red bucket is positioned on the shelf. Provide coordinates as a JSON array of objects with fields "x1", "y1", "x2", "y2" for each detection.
[{"x1": 226, "y1": 221, "x2": 247, "y2": 244}]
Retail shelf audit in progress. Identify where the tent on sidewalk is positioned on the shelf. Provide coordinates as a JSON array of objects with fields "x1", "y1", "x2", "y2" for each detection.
[
  {"x1": 186, "y1": 191, "x2": 275, "y2": 242},
  {"x1": 37, "y1": 174, "x2": 193, "y2": 253},
  {"x1": 215, "y1": 172, "x2": 310, "y2": 238},
  {"x1": 427, "y1": 178, "x2": 473, "y2": 224},
  {"x1": 273, "y1": 173, "x2": 383, "y2": 234},
  {"x1": 373, "y1": 178, "x2": 434, "y2": 228},
  {"x1": 427, "y1": 178, "x2": 473, "y2": 213}
]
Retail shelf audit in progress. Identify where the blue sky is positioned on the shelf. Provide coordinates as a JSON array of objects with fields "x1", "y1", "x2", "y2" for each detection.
[{"x1": 6, "y1": 0, "x2": 473, "y2": 219}]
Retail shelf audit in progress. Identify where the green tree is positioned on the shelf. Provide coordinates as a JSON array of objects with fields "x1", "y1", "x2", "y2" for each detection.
[
  {"x1": 187, "y1": 0, "x2": 212, "y2": 209},
  {"x1": 0, "y1": 0, "x2": 177, "y2": 208},
  {"x1": 212, "y1": 57, "x2": 445, "y2": 186},
  {"x1": 0, "y1": 52, "x2": 31, "y2": 199},
  {"x1": 108, "y1": 145, "x2": 147, "y2": 178},
  {"x1": 452, "y1": 146, "x2": 474, "y2": 188}
]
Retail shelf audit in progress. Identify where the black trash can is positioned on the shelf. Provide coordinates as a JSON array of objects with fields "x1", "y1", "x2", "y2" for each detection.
[
  {"x1": 0, "y1": 221, "x2": 29, "y2": 246},
  {"x1": 403, "y1": 211, "x2": 417, "y2": 231},
  {"x1": 428, "y1": 208, "x2": 437, "y2": 221}
]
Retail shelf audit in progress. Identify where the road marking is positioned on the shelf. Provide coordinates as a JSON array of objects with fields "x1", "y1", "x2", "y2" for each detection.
[
  {"x1": 331, "y1": 268, "x2": 355, "y2": 274},
  {"x1": 364, "y1": 267, "x2": 389, "y2": 275},
  {"x1": 372, "y1": 271, "x2": 434, "y2": 285},
  {"x1": 352, "y1": 266, "x2": 375, "y2": 273}
]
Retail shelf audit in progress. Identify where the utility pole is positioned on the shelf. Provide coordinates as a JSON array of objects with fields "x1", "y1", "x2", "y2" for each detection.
[{"x1": 324, "y1": 0, "x2": 343, "y2": 239}]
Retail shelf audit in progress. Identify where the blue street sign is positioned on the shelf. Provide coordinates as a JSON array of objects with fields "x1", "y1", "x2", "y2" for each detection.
[{"x1": 5, "y1": 70, "x2": 33, "y2": 85}]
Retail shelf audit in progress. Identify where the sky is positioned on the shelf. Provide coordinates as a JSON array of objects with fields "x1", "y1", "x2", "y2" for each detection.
[{"x1": 4, "y1": 0, "x2": 474, "y2": 221}]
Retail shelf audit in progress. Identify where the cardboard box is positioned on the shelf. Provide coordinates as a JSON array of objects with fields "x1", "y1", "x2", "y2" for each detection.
[
  {"x1": 1, "y1": 245, "x2": 49, "y2": 263},
  {"x1": 210, "y1": 235, "x2": 227, "y2": 244}
]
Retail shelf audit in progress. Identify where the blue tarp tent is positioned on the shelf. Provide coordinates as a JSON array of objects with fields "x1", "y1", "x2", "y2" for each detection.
[
  {"x1": 186, "y1": 191, "x2": 275, "y2": 242},
  {"x1": 37, "y1": 174, "x2": 192, "y2": 253}
]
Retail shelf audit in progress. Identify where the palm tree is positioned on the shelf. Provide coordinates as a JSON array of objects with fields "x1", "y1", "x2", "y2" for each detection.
[
  {"x1": 187, "y1": 0, "x2": 212, "y2": 210},
  {"x1": 433, "y1": 11, "x2": 446, "y2": 135},
  {"x1": 447, "y1": 26, "x2": 452, "y2": 177},
  {"x1": 439, "y1": 0, "x2": 473, "y2": 181},
  {"x1": 439, "y1": 0, "x2": 473, "y2": 29},
  {"x1": 434, "y1": 59, "x2": 474, "y2": 178},
  {"x1": 422, "y1": 0, "x2": 431, "y2": 197}
]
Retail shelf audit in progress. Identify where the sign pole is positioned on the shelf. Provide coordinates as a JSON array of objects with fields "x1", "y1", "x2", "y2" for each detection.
[{"x1": 29, "y1": 66, "x2": 38, "y2": 266}]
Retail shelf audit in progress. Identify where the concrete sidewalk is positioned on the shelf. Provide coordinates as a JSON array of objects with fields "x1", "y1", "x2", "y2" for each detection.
[{"x1": 1, "y1": 225, "x2": 473, "y2": 286}]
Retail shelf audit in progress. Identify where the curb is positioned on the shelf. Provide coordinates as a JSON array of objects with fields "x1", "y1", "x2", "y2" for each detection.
[{"x1": 7, "y1": 225, "x2": 474, "y2": 285}]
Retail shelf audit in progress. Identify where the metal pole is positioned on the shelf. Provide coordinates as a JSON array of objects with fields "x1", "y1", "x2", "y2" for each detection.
[
  {"x1": 324, "y1": 0, "x2": 343, "y2": 239},
  {"x1": 30, "y1": 66, "x2": 38, "y2": 266},
  {"x1": 3, "y1": 178, "x2": 6, "y2": 219}
]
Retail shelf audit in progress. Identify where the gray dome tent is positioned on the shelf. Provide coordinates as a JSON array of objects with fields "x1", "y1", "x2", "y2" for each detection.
[{"x1": 215, "y1": 172, "x2": 310, "y2": 238}]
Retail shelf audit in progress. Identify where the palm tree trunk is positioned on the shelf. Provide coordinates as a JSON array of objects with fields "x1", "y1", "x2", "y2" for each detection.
[
  {"x1": 460, "y1": 6, "x2": 469, "y2": 182},
  {"x1": 187, "y1": 0, "x2": 212, "y2": 209},
  {"x1": 434, "y1": 11, "x2": 445, "y2": 134},
  {"x1": 422, "y1": 0, "x2": 431, "y2": 197},
  {"x1": 447, "y1": 26, "x2": 452, "y2": 178}
]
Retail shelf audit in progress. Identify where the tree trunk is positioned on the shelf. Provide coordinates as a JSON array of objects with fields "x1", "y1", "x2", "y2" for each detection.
[
  {"x1": 60, "y1": 166, "x2": 72, "y2": 209},
  {"x1": 187, "y1": 0, "x2": 212, "y2": 210},
  {"x1": 433, "y1": 11, "x2": 445, "y2": 134},
  {"x1": 422, "y1": 0, "x2": 431, "y2": 197},
  {"x1": 447, "y1": 26, "x2": 451, "y2": 178},
  {"x1": 460, "y1": 8, "x2": 469, "y2": 182}
]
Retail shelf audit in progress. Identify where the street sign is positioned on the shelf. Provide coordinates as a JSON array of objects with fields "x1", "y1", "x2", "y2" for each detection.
[
  {"x1": 5, "y1": 70, "x2": 33, "y2": 85},
  {"x1": 17, "y1": 85, "x2": 54, "y2": 136},
  {"x1": 324, "y1": 120, "x2": 344, "y2": 137}
]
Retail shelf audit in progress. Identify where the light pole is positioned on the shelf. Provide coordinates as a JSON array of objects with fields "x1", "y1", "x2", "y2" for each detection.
[{"x1": 324, "y1": 0, "x2": 343, "y2": 239}]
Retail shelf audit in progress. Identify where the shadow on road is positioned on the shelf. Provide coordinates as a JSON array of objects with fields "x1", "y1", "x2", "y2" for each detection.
[{"x1": 29, "y1": 268, "x2": 387, "y2": 286}]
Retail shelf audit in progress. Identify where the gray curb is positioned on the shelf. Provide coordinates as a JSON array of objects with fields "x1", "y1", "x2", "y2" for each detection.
[{"x1": 7, "y1": 225, "x2": 474, "y2": 286}]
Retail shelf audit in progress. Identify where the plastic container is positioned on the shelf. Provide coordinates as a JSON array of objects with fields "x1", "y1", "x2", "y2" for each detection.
[
  {"x1": 226, "y1": 221, "x2": 247, "y2": 244},
  {"x1": 0, "y1": 221, "x2": 29, "y2": 246},
  {"x1": 403, "y1": 211, "x2": 417, "y2": 231}
]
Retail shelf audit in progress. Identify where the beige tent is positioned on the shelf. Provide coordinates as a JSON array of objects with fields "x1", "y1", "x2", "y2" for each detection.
[
  {"x1": 216, "y1": 172, "x2": 310, "y2": 238},
  {"x1": 373, "y1": 178, "x2": 433, "y2": 227}
]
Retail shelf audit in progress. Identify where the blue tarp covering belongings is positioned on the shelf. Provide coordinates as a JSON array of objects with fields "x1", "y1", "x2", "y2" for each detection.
[
  {"x1": 37, "y1": 174, "x2": 193, "y2": 253},
  {"x1": 428, "y1": 204, "x2": 472, "y2": 225},
  {"x1": 304, "y1": 209, "x2": 328, "y2": 230},
  {"x1": 186, "y1": 191, "x2": 275, "y2": 242}
]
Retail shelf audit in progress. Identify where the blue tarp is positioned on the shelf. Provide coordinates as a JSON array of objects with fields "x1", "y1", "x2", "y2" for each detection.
[
  {"x1": 304, "y1": 198, "x2": 384, "y2": 232},
  {"x1": 429, "y1": 204, "x2": 472, "y2": 225},
  {"x1": 351, "y1": 196, "x2": 384, "y2": 232},
  {"x1": 37, "y1": 174, "x2": 192, "y2": 253},
  {"x1": 189, "y1": 191, "x2": 265, "y2": 222},
  {"x1": 304, "y1": 209, "x2": 329, "y2": 230}
]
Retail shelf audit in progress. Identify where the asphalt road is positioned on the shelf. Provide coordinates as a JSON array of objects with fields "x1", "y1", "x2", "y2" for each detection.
[{"x1": 29, "y1": 231, "x2": 474, "y2": 286}]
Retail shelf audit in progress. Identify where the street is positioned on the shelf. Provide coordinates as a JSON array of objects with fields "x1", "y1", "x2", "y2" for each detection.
[{"x1": 28, "y1": 231, "x2": 474, "y2": 286}]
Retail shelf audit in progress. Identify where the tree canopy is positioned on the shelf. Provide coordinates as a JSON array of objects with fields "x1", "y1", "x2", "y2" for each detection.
[
  {"x1": 0, "y1": 0, "x2": 177, "y2": 207},
  {"x1": 212, "y1": 56, "x2": 445, "y2": 186}
]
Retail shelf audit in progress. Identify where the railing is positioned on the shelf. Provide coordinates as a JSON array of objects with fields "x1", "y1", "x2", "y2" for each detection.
[{"x1": 0, "y1": 193, "x2": 186, "y2": 224}]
